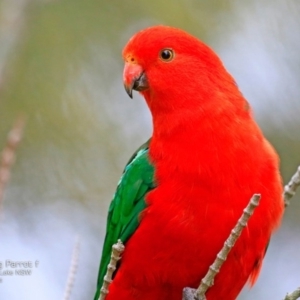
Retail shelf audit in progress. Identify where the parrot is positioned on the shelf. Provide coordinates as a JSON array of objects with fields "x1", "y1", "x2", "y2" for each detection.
[{"x1": 94, "y1": 25, "x2": 284, "y2": 300}]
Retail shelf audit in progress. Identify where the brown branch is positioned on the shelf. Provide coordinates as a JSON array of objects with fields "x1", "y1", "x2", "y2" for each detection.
[
  {"x1": 183, "y1": 194, "x2": 261, "y2": 300},
  {"x1": 0, "y1": 116, "x2": 26, "y2": 217},
  {"x1": 283, "y1": 166, "x2": 300, "y2": 207},
  {"x1": 63, "y1": 235, "x2": 81, "y2": 300},
  {"x1": 283, "y1": 288, "x2": 300, "y2": 300},
  {"x1": 99, "y1": 239, "x2": 125, "y2": 300}
]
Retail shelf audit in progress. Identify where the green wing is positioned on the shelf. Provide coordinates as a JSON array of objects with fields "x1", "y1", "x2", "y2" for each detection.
[{"x1": 94, "y1": 140, "x2": 155, "y2": 300}]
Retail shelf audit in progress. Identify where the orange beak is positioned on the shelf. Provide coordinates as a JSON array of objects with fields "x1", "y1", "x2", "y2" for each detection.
[{"x1": 123, "y1": 62, "x2": 148, "y2": 98}]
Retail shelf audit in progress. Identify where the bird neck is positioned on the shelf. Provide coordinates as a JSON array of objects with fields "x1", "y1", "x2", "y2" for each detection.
[{"x1": 147, "y1": 89, "x2": 260, "y2": 180}]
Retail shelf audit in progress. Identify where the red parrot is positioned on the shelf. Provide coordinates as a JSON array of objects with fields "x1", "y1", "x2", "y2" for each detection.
[{"x1": 94, "y1": 25, "x2": 284, "y2": 300}]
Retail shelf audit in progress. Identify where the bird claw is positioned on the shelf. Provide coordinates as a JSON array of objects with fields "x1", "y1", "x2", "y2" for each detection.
[{"x1": 182, "y1": 287, "x2": 204, "y2": 300}]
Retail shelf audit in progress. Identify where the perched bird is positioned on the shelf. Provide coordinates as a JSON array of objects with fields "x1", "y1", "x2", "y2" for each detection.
[{"x1": 94, "y1": 25, "x2": 284, "y2": 300}]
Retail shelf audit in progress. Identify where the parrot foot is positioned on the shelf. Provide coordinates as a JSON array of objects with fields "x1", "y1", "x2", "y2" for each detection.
[{"x1": 182, "y1": 287, "x2": 206, "y2": 300}]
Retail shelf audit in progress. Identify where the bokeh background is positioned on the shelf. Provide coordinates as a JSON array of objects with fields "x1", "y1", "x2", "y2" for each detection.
[{"x1": 0, "y1": 0, "x2": 299, "y2": 299}]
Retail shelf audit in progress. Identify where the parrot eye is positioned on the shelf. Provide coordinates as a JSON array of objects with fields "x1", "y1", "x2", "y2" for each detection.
[{"x1": 160, "y1": 49, "x2": 174, "y2": 62}]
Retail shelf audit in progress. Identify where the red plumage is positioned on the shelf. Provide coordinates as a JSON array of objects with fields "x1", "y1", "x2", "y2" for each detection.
[{"x1": 107, "y1": 26, "x2": 283, "y2": 299}]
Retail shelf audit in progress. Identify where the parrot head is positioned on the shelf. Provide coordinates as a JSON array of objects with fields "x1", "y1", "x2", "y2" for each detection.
[{"x1": 122, "y1": 25, "x2": 240, "y2": 115}]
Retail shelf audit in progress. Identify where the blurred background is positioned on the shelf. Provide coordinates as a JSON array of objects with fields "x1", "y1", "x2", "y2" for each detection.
[{"x1": 0, "y1": 0, "x2": 299, "y2": 299}]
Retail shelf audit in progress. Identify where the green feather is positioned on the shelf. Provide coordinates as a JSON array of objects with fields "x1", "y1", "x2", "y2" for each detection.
[{"x1": 94, "y1": 140, "x2": 155, "y2": 300}]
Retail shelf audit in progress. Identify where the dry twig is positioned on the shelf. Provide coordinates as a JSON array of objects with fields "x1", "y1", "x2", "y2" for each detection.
[
  {"x1": 99, "y1": 239, "x2": 125, "y2": 300},
  {"x1": 0, "y1": 116, "x2": 26, "y2": 216},
  {"x1": 283, "y1": 166, "x2": 300, "y2": 207},
  {"x1": 63, "y1": 235, "x2": 81, "y2": 300},
  {"x1": 283, "y1": 288, "x2": 300, "y2": 300},
  {"x1": 183, "y1": 194, "x2": 261, "y2": 300}
]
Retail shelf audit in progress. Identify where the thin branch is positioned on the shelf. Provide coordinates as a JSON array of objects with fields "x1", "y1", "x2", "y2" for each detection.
[
  {"x1": 99, "y1": 239, "x2": 125, "y2": 300},
  {"x1": 183, "y1": 194, "x2": 261, "y2": 300},
  {"x1": 0, "y1": 116, "x2": 26, "y2": 217},
  {"x1": 283, "y1": 166, "x2": 300, "y2": 207},
  {"x1": 283, "y1": 288, "x2": 300, "y2": 300},
  {"x1": 63, "y1": 235, "x2": 81, "y2": 300}
]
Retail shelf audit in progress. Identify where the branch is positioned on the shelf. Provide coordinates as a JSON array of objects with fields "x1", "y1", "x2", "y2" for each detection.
[
  {"x1": 283, "y1": 166, "x2": 300, "y2": 207},
  {"x1": 183, "y1": 194, "x2": 261, "y2": 300},
  {"x1": 63, "y1": 235, "x2": 81, "y2": 300},
  {"x1": 99, "y1": 239, "x2": 125, "y2": 300},
  {"x1": 0, "y1": 116, "x2": 26, "y2": 217},
  {"x1": 283, "y1": 288, "x2": 300, "y2": 300}
]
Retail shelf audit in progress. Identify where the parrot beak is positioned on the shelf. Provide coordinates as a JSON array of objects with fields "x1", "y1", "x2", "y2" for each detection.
[{"x1": 123, "y1": 62, "x2": 148, "y2": 98}]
